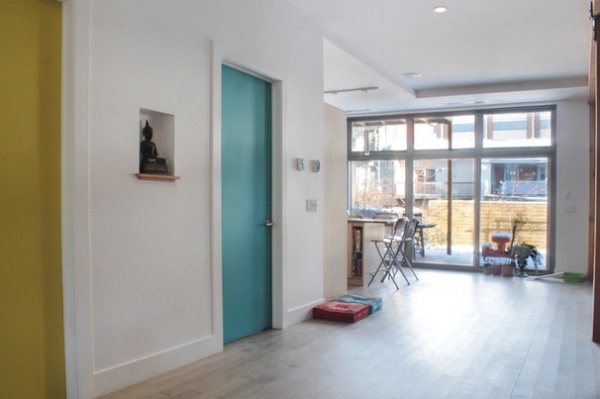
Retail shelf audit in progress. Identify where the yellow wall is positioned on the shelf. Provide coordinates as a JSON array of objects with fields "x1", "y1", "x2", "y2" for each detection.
[{"x1": 0, "y1": 0, "x2": 65, "y2": 397}]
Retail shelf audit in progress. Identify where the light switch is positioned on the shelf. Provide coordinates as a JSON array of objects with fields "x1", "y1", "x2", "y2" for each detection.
[{"x1": 311, "y1": 160, "x2": 321, "y2": 173}]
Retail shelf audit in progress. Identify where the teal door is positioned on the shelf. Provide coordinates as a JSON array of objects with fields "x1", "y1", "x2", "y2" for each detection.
[{"x1": 221, "y1": 65, "x2": 272, "y2": 344}]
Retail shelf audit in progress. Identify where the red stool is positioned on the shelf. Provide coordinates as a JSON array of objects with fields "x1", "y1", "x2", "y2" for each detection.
[{"x1": 482, "y1": 233, "x2": 511, "y2": 258}]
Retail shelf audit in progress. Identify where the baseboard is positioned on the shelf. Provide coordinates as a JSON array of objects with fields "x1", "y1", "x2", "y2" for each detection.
[
  {"x1": 285, "y1": 298, "x2": 325, "y2": 327},
  {"x1": 93, "y1": 335, "x2": 222, "y2": 397}
]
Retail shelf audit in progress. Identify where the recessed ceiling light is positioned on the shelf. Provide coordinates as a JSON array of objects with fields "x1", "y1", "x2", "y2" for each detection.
[
  {"x1": 403, "y1": 72, "x2": 422, "y2": 78},
  {"x1": 434, "y1": 6, "x2": 448, "y2": 13}
]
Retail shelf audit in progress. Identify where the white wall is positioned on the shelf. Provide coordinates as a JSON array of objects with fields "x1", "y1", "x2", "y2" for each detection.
[
  {"x1": 555, "y1": 99, "x2": 590, "y2": 273},
  {"x1": 64, "y1": 0, "x2": 325, "y2": 396},
  {"x1": 324, "y1": 104, "x2": 348, "y2": 299}
]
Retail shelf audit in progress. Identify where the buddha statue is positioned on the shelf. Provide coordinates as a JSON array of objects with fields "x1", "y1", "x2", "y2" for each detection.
[{"x1": 140, "y1": 120, "x2": 168, "y2": 174}]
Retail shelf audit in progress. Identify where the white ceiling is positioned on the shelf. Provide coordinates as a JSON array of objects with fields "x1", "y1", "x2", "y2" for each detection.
[{"x1": 285, "y1": 0, "x2": 591, "y2": 114}]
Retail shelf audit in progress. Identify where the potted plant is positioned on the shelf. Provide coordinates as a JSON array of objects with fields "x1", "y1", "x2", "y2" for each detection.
[
  {"x1": 507, "y1": 214, "x2": 542, "y2": 277},
  {"x1": 510, "y1": 243, "x2": 542, "y2": 277}
]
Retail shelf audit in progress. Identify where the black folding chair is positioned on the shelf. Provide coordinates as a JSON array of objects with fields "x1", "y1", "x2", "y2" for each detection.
[
  {"x1": 368, "y1": 217, "x2": 408, "y2": 289},
  {"x1": 390, "y1": 217, "x2": 419, "y2": 283}
]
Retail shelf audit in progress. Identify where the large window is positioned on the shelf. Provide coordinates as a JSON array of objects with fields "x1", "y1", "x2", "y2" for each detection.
[
  {"x1": 348, "y1": 107, "x2": 555, "y2": 272},
  {"x1": 350, "y1": 160, "x2": 405, "y2": 212},
  {"x1": 351, "y1": 118, "x2": 407, "y2": 153},
  {"x1": 414, "y1": 115, "x2": 475, "y2": 150},
  {"x1": 483, "y1": 111, "x2": 551, "y2": 148}
]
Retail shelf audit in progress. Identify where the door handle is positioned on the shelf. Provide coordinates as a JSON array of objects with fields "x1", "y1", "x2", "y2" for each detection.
[{"x1": 265, "y1": 220, "x2": 274, "y2": 227}]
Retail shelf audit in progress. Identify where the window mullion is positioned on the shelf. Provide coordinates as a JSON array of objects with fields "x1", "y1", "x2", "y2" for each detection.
[
  {"x1": 474, "y1": 112, "x2": 484, "y2": 267},
  {"x1": 406, "y1": 118, "x2": 415, "y2": 217}
]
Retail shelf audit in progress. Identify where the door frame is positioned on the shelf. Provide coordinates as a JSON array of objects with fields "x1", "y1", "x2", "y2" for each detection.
[{"x1": 210, "y1": 43, "x2": 285, "y2": 344}]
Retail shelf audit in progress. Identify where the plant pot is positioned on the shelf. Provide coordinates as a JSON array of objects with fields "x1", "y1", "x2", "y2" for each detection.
[
  {"x1": 491, "y1": 264, "x2": 502, "y2": 276},
  {"x1": 501, "y1": 263, "x2": 514, "y2": 277},
  {"x1": 483, "y1": 263, "x2": 492, "y2": 275}
]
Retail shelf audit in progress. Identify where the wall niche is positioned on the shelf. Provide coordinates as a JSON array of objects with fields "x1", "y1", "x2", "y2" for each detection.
[{"x1": 136, "y1": 108, "x2": 180, "y2": 181}]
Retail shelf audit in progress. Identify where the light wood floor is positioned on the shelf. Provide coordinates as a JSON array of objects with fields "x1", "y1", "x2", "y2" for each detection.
[{"x1": 99, "y1": 270, "x2": 600, "y2": 399}]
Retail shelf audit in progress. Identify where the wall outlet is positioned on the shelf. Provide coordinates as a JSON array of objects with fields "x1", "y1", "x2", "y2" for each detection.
[{"x1": 306, "y1": 199, "x2": 319, "y2": 212}]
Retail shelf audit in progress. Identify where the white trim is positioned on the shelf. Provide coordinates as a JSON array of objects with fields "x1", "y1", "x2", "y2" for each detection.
[
  {"x1": 93, "y1": 337, "x2": 221, "y2": 397},
  {"x1": 271, "y1": 79, "x2": 286, "y2": 329},
  {"x1": 286, "y1": 299, "x2": 325, "y2": 326},
  {"x1": 61, "y1": 2, "x2": 77, "y2": 396},
  {"x1": 210, "y1": 43, "x2": 225, "y2": 346},
  {"x1": 61, "y1": 0, "x2": 94, "y2": 397}
]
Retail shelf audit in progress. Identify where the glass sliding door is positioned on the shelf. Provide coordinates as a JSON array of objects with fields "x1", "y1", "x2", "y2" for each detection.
[
  {"x1": 410, "y1": 116, "x2": 476, "y2": 267},
  {"x1": 411, "y1": 159, "x2": 474, "y2": 266},
  {"x1": 480, "y1": 157, "x2": 549, "y2": 272},
  {"x1": 478, "y1": 109, "x2": 552, "y2": 273}
]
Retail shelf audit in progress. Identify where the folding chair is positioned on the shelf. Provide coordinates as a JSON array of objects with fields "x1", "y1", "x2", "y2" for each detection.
[
  {"x1": 368, "y1": 217, "x2": 408, "y2": 289},
  {"x1": 391, "y1": 217, "x2": 419, "y2": 283}
]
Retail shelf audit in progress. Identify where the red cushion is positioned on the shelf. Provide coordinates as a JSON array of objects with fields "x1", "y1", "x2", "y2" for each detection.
[{"x1": 313, "y1": 301, "x2": 370, "y2": 323}]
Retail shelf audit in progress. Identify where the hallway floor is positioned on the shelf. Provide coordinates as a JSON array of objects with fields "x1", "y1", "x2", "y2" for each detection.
[{"x1": 99, "y1": 270, "x2": 600, "y2": 399}]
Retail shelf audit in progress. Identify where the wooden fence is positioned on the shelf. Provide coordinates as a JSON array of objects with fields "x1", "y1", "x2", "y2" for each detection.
[{"x1": 424, "y1": 200, "x2": 547, "y2": 249}]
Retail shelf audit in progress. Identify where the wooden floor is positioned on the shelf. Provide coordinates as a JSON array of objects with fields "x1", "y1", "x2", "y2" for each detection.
[{"x1": 99, "y1": 270, "x2": 600, "y2": 399}]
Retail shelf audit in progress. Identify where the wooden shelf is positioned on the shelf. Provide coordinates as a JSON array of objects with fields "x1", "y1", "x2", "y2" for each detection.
[
  {"x1": 347, "y1": 221, "x2": 385, "y2": 287},
  {"x1": 135, "y1": 173, "x2": 180, "y2": 182}
]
